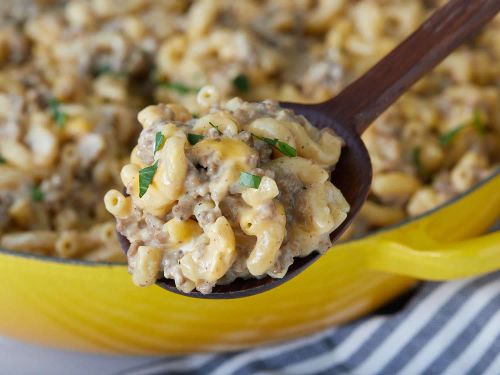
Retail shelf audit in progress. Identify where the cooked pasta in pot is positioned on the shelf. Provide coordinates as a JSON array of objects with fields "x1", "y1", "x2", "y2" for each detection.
[{"x1": 0, "y1": 0, "x2": 498, "y2": 261}]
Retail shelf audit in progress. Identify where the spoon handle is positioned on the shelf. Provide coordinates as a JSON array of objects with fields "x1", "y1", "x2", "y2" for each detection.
[{"x1": 320, "y1": 0, "x2": 500, "y2": 135}]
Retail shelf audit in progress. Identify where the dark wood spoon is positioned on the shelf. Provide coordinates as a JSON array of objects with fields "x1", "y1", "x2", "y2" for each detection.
[{"x1": 118, "y1": 0, "x2": 500, "y2": 298}]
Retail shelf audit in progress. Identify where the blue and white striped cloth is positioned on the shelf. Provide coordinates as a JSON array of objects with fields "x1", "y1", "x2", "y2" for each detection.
[{"x1": 116, "y1": 271, "x2": 500, "y2": 375}]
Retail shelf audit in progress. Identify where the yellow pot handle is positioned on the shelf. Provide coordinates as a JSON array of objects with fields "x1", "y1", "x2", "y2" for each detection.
[{"x1": 365, "y1": 231, "x2": 500, "y2": 280}]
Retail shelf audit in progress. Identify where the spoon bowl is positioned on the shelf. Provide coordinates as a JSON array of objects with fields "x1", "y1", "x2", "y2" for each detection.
[
  {"x1": 118, "y1": 105, "x2": 372, "y2": 299},
  {"x1": 118, "y1": 0, "x2": 500, "y2": 298}
]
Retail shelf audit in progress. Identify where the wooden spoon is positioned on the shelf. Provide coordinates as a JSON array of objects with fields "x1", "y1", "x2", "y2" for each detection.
[{"x1": 118, "y1": 0, "x2": 500, "y2": 298}]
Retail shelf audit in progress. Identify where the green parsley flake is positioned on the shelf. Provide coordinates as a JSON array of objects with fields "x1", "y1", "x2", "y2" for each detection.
[
  {"x1": 94, "y1": 65, "x2": 127, "y2": 77},
  {"x1": 187, "y1": 133, "x2": 204, "y2": 145},
  {"x1": 239, "y1": 172, "x2": 262, "y2": 189},
  {"x1": 232, "y1": 74, "x2": 250, "y2": 93},
  {"x1": 252, "y1": 134, "x2": 297, "y2": 157},
  {"x1": 411, "y1": 147, "x2": 430, "y2": 182},
  {"x1": 472, "y1": 109, "x2": 487, "y2": 134},
  {"x1": 49, "y1": 98, "x2": 67, "y2": 128},
  {"x1": 209, "y1": 121, "x2": 223, "y2": 135},
  {"x1": 274, "y1": 140, "x2": 297, "y2": 157},
  {"x1": 159, "y1": 82, "x2": 199, "y2": 95},
  {"x1": 439, "y1": 110, "x2": 487, "y2": 148},
  {"x1": 31, "y1": 186, "x2": 44, "y2": 202},
  {"x1": 95, "y1": 65, "x2": 113, "y2": 76},
  {"x1": 439, "y1": 125, "x2": 466, "y2": 146},
  {"x1": 154, "y1": 132, "x2": 166, "y2": 153},
  {"x1": 139, "y1": 161, "x2": 158, "y2": 198},
  {"x1": 0, "y1": 155, "x2": 5, "y2": 164}
]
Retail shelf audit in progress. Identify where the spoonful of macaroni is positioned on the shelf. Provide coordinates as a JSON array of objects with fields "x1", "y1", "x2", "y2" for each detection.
[{"x1": 105, "y1": 0, "x2": 499, "y2": 298}]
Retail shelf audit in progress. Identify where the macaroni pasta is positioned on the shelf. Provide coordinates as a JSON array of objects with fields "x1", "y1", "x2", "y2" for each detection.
[{"x1": 106, "y1": 90, "x2": 349, "y2": 293}]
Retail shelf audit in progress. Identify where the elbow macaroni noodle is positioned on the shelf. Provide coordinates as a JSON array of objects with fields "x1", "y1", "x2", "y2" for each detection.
[
  {"x1": 0, "y1": 1, "x2": 498, "y2": 276},
  {"x1": 110, "y1": 91, "x2": 349, "y2": 293}
]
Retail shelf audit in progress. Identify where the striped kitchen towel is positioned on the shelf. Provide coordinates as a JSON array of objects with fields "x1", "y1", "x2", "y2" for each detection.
[{"x1": 116, "y1": 271, "x2": 500, "y2": 375}]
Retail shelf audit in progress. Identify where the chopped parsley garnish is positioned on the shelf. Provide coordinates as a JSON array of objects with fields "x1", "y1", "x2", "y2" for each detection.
[
  {"x1": 439, "y1": 125, "x2": 466, "y2": 146},
  {"x1": 191, "y1": 113, "x2": 199, "y2": 119},
  {"x1": 139, "y1": 161, "x2": 158, "y2": 198},
  {"x1": 273, "y1": 140, "x2": 297, "y2": 157},
  {"x1": 232, "y1": 74, "x2": 250, "y2": 93},
  {"x1": 0, "y1": 155, "x2": 5, "y2": 164},
  {"x1": 411, "y1": 147, "x2": 430, "y2": 182},
  {"x1": 94, "y1": 65, "x2": 127, "y2": 77},
  {"x1": 252, "y1": 134, "x2": 297, "y2": 157},
  {"x1": 472, "y1": 109, "x2": 487, "y2": 134},
  {"x1": 439, "y1": 110, "x2": 488, "y2": 147},
  {"x1": 154, "y1": 132, "x2": 166, "y2": 153},
  {"x1": 31, "y1": 186, "x2": 44, "y2": 202},
  {"x1": 48, "y1": 98, "x2": 67, "y2": 128},
  {"x1": 94, "y1": 65, "x2": 113, "y2": 76},
  {"x1": 209, "y1": 121, "x2": 223, "y2": 135},
  {"x1": 187, "y1": 133, "x2": 204, "y2": 145},
  {"x1": 159, "y1": 81, "x2": 200, "y2": 95},
  {"x1": 239, "y1": 172, "x2": 261, "y2": 189}
]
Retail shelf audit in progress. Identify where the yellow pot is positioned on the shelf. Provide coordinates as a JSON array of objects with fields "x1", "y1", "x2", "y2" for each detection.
[{"x1": 0, "y1": 172, "x2": 499, "y2": 355}]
